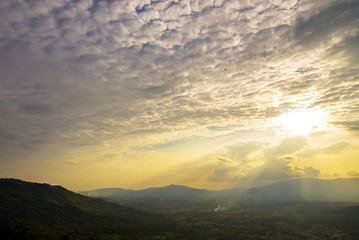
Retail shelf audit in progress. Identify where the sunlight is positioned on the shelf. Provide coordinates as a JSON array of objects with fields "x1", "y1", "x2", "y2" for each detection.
[{"x1": 276, "y1": 108, "x2": 326, "y2": 135}]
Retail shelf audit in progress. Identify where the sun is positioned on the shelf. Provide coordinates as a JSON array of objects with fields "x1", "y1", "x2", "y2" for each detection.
[{"x1": 276, "y1": 108, "x2": 326, "y2": 135}]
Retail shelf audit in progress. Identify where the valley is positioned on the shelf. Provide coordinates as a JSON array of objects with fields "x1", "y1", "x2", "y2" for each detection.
[{"x1": 1, "y1": 178, "x2": 359, "y2": 240}]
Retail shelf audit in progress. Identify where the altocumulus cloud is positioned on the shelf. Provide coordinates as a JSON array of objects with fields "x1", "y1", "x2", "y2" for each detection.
[{"x1": 0, "y1": 0, "x2": 358, "y2": 173}]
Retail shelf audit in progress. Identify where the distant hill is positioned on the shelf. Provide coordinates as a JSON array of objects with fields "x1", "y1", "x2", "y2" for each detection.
[
  {"x1": 80, "y1": 184, "x2": 220, "y2": 211},
  {"x1": 81, "y1": 184, "x2": 211, "y2": 201},
  {"x1": 0, "y1": 179, "x2": 176, "y2": 240},
  {"x1": 243, "y1": 178, "x2": 359, "y2": 203},
  {"x1": 80, "y1": 178, "x2": 359, "y2": 210}
]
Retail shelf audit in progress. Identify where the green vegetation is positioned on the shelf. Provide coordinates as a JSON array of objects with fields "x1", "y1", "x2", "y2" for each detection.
[
  {"x1": 1, "y1": 179, "x2": 359, "y2": 240},
  {"x1": 156, "y1": 202, "x2": 359, "y2": 240},
  {"x1": 0, "y1": 179, "x2": 176, "y2": 240}
]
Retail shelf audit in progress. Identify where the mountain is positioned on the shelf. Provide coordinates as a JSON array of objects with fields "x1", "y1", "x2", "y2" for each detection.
[
  {"x1": 81, "y1": 184, "x2": 249, "y2": 210},
  {"x1": 80, "y1": 184, "x2": 220, "y2": 211},
  {"x1": 243, "y1": 178, "x2": 359, "y2": 203},
  {"x1": 2, "y1": 178, "x2": 359, "y2": 240},
  {"x1": 81, "y1": 184, "x2": 211, "y2": 201},
  {"x1": 0, "y1": 179, "x2": 176, "y2": 240},
  {"x1": 80, "y1": 178, "x2": 359, "y2": 210}
]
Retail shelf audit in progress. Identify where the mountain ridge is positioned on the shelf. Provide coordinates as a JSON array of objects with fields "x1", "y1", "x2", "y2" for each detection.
[{"x1": 80, "y1": 178, "x2": 359, "y2": 206}]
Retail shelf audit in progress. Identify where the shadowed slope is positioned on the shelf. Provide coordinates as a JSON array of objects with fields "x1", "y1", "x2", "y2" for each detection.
[{"x1": 0, "y1": 179, "x2": 176, "y2": 240}]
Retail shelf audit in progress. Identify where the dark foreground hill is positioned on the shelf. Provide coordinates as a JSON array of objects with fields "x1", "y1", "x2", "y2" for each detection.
[{"x1": 0, "y1": 179, "x2": 176, "y2": 240}]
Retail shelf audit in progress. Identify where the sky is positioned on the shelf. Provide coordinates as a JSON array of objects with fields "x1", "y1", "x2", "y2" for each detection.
[{"x1": 0, "y1": 0, "x2": 358, "y2": 191}]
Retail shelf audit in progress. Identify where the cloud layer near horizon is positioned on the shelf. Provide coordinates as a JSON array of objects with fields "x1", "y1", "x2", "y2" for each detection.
[{"x1": 0, "y1": 0, "x2": 358, "y2": 189}]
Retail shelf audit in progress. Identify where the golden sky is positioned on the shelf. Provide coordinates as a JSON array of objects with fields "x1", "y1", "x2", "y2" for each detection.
[{"x1": 0, "y1": 0, "x2": 358, "y2": 191}]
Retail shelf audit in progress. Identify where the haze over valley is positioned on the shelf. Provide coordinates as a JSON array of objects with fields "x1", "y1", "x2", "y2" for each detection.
[{"x1": 1, "y1": 178, "x2": 359, "y2": 239}]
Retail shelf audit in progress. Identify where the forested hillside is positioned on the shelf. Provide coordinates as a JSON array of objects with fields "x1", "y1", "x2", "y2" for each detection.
[{"x1": 0, "y1": 179, "x2": 176, "y2": 240}]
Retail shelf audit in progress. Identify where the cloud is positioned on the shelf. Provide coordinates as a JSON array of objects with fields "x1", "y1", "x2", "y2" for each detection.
[
  {"x1": 1, "y1": 1, "x2": 356, "y2": 149},
  {"x1": 332, "y1": 121, "x2": 359, "y2": 133},
  {"x1": 294, "y1": 0, "x2": 359, "y2": 46},
  {"x1": 298, "y1": 141, "x2": 351, "y2": 158},
  {"x1": 207, "y1": 162, "x2": 239, "y2": 182},
  {"x1": 275, "y1": 136, "x2": 307, "y2": 155},
  {"x1": 222, "y1": 141, "x2": 267, "y2": 162},
  {"x1": 0, "y1": 0, "x2": 358, "y2": 189},
  {"x1": 96, "y1": 153, "x2": 120, "y2": 162},
  {"x1": 216, "y1": 157, "x2": 236, "y2": 164},
  {"x1": 348, "y1": 171, "x2": 359, "y2": 177},
  {"x1": 207, "y1": 153, "x2": 322, "y2": 187},
  {"x1": 20, "y1": 103, "x2": 53, "y2": 115},
  {"x1": 322, "y1": 141, "x2": 351, "y2": 154},
  {"x1": 302, "y1": 166, "x2": 320, "y2": 178},
  {"x1": 251, "y1": 158, "x2": 295, "y2": 181},
  {"x1": 206, "y1": 138, "x2": 322, "y2": 186}
]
